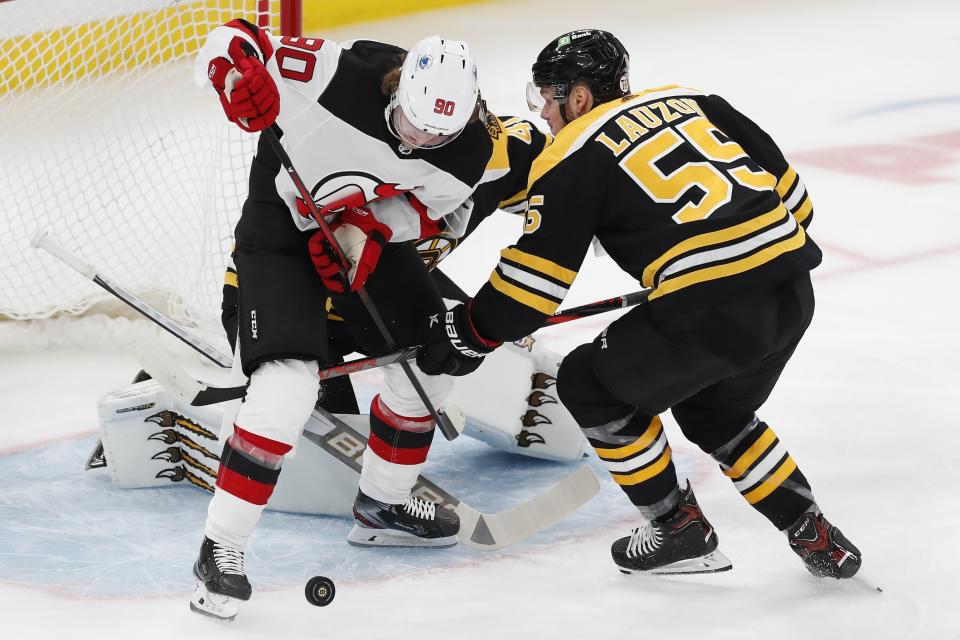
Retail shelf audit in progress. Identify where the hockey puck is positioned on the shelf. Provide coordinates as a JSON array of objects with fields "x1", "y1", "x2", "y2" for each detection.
[{"x1": 305, "y1": 576, "x2": 336, "y2": 607}]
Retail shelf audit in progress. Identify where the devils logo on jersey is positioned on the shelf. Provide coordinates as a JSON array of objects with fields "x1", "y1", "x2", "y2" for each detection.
[{"x1": 295, "y1": 171, "x2": 413, "y2": 219}]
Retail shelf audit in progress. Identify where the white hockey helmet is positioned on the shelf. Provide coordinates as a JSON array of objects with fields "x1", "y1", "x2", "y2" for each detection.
[{"x1": 386, "y1": 35, "x2": 479, "y2": 150}]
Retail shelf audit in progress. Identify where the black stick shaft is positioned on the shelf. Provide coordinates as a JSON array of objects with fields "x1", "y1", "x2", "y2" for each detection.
[
  {"x1": 262, "y1": 126, "x2": 459, "y2": 440},
  {"x1": 545, "y1": 289, "x2": 651, "y2": 325}
]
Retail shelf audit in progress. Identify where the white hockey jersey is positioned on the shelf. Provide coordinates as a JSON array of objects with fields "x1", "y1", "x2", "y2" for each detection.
[{"x1": 194, "y1": 20, "x2": 493, "y2": 242}]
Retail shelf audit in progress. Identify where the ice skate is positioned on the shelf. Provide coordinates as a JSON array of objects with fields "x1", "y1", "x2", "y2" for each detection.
[
  {"x1": 612, "y1": 482, "x2": 732, "y2": 575},
  {"x1": 189, "y1": 536, "x2": 252, "y2": 621},
  {"x1": 787, "y1": 511, "x2": 861, "y2": 579},
  {"x1": 347, "y1": 490, "x2": 459, "y2": 548}
]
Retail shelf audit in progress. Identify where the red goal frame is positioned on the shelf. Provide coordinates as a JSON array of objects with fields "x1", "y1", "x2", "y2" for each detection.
[{"x1": 258, "y1": 0, "x2": 302, "y2": 37}]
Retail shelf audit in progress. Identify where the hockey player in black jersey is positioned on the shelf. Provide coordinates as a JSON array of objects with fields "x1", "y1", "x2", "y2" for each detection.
[
  {"x1": 188, "y1": 21, "x2": 498, "y2": 620},
  {"x1": 419, "y1": 29, "x2": 861, "y2": 579}
]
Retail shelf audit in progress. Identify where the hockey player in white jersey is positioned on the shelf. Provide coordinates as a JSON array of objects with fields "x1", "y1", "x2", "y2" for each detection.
[{"x1": 188, "y1": 20, "x2": 495, "y2": 620}]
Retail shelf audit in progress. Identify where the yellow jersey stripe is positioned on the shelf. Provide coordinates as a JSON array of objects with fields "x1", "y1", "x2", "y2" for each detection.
[
  {"x1": 649, "y1": 226, "x2": 806, "y2": 301},
  {"x1": 594, "y1": 416, "x2": 663, "y2": 460},
  {"x1": 723, "y1": 427, "x2": 776, "y2": 479},
  {"x1": 224, "y1": 271, "x2": 238, "y2": 288},
  {"x1": 612, "y1": 447, "x2": 673, "y2": 486},
  {"x1": 485, "y1": 121, "x2": 511, "y2": 174},
  {"x1": 776, "y1": 166, "x2": 798, "y2": 198},
  {"x1": 527, "y1": 85, "x2": 696, "y2": 192},
  {"x1": 501, "y1": 247, "x2": 577, "y2": 285},
  {"x1": 792, "y1": 197, "x2": 813, "y2": 226},
  {"x1": 490, "y1": 271, "x2": 561, "y2": 315},
  {"x1": 642, "y1": 205, "x2": 788, "y2": 287},
  {"x1": 498, "y1": 189, "x2": 529, "y2": 209},
  {"x1": 744, "y1": 456, "x2": 797, "y2": 504}
]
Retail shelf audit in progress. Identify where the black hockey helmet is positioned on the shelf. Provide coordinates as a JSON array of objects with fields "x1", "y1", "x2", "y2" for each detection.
[{"x1": 527, "y1": 29, "x2": 630, "y2": 111}]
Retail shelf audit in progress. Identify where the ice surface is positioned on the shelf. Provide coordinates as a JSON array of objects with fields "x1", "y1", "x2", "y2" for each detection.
[{"x1": 2, "y1": 0, "x2": 959, "y2": 638}]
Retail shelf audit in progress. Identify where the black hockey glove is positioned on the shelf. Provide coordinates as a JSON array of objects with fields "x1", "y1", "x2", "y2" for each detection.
[{"x1": 417, "y1": 303, "x2": 501, "y2": 377}]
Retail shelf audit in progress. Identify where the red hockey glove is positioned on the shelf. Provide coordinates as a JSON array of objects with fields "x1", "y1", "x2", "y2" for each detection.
[
  {"x1": 308, "y1": 207, "x2": 393, "y2": 293},
  {"x1": 417, "y1": 302, "x2": 502, "y2": 376},
  {"x1": 207, "y1": 37, "x2": 280, "y2": 133}
]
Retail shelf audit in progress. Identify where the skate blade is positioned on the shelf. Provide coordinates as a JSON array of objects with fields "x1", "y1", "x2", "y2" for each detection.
[
  {"x1": 620, "y1": 550, "x2": 733, "y2": 576},
  {"x1": 189, "y1": 582, "x2": 240, "y2": 622},
  {"x1": 346, "y1": 524, "x2": 458, "y2": 548}
]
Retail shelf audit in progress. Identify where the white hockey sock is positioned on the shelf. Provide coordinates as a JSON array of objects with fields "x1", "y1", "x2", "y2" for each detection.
[{"x1": 204, "y1": 488, "x2": 266, "y2": 550}]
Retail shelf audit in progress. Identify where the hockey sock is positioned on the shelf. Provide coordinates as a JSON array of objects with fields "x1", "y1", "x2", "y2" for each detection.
[
  {"x1": 358, "y1": 394, "x2": 435, "y2": 504},
  {"x1": 584, "y1": 411, "x2": 681, "y2": 520},
  {"x1": 205, "y1": 425, "x2": 292, "y2": 549},
  {"x1": 711, "y1": 417, "x2": 814, "y2": 530}
]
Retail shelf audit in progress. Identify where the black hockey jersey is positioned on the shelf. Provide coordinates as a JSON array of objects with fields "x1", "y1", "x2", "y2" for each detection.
[
  {"x1": 194, "y1": 21, "x2": 493, "y2": 242},
  {"x1": 470, "y1": 85, "x2": 821, "y2": 341}
]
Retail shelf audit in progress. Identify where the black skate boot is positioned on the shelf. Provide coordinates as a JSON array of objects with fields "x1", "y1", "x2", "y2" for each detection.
[
  {"x1": 347, "y1": 490, "x2": 459, "y2": 548},
  {"x1": 612, "y1": 482, "x2": 732, "y2": 575},
  {"x1": 787, "y1": 511, "x2": 861, "y2": 579},
  {"x1": 189, "y1": 536, "x2": 252, "y2": 621}
]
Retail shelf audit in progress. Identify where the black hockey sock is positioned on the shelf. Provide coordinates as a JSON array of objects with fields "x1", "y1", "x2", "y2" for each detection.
[
  {"x1": 585, "y1": 413, "x2": 681, "y2": 520},
  {"x1": 712, "y1": 417, "x2": 814, "y2": 530}
]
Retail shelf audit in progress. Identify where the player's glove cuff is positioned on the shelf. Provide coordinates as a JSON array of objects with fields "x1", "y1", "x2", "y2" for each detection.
[{"x1": 417, "y1": 302, "x2": 501, "y2": 377}]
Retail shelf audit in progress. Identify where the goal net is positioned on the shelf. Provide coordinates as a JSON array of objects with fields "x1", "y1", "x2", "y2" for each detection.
[{"x1": 0, "y1": 0, "x2": 300, "y2": 336}]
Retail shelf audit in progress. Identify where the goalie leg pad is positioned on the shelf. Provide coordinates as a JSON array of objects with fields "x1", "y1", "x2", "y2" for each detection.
[{"x1": 449, "y1": 341, "x2": 589, "y2": 462}]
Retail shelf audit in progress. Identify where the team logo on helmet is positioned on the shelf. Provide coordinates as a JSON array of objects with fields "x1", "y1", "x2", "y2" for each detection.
[{"x1": 418, "y1": 54, "x2": 433, "y2": 69}]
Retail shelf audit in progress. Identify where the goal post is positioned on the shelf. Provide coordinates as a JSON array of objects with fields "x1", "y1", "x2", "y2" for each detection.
[{"x1": 0, "y1": 0, "x2": 301, "y2": 330}]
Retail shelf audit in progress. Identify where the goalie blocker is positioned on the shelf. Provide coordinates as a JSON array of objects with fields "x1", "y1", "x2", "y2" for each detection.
[{"x1": 94, "y1": 337, "x2": 588, "y2": 517}]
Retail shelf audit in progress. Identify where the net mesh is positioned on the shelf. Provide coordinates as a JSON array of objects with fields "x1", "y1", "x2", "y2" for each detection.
[{"x1": 0, "y1": 0, "x2": 285, "y2": 332}]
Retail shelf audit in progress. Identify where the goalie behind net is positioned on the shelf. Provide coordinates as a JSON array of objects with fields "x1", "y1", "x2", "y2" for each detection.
[{"x1": 0, "y1": 1, "x2": 297, "y2": 331}]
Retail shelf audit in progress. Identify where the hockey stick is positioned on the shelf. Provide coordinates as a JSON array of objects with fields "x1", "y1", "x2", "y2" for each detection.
[
  {"x1": 30, "y1": 230, "x2": 233, "y2": 369},
  {"x1": 294, "y1": 406, "x2": 601, "y2": 551},
  {"x1": 139, "y1": 289, "x2": 655, "y2": 406},
  {"x1": 545, "y1": 289, "x2": 651, "y2": 325},
  {"x1": 262, "y1": 125, "x2": 461, "y2": 442},
  {"x1": 29, "y1": 228, "x2": 449, "y2": 417},
  {"x1": 135, "y1": 338, "x2": 418, "y2": 407}
]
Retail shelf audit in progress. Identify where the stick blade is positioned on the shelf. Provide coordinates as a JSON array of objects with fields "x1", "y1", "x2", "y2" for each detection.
[{"x1": 456, "y1": 465, "x2": 600, "y2": 551}]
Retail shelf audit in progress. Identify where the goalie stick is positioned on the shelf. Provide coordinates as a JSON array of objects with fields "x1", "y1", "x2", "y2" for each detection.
[{"x1": 30, "y1": 230, "x2": 233, "y2": 369}]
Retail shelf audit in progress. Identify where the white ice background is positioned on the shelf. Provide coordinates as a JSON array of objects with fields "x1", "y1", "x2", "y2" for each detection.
[{"x1": 1, "y1": 0, "x2": 959, "y2": 638}]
